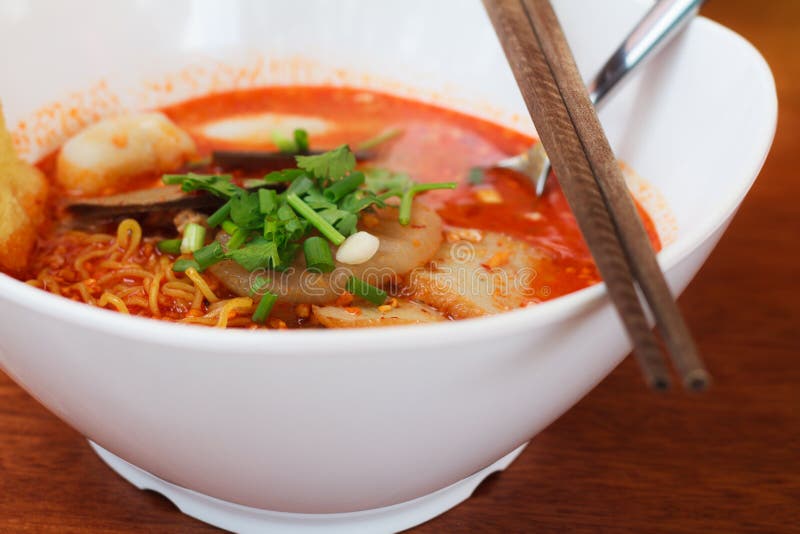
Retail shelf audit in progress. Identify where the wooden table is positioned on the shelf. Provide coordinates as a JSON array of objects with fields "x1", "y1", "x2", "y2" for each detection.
[{"x1": 2, "y1": 2, "x2": 798, "y2": 531}]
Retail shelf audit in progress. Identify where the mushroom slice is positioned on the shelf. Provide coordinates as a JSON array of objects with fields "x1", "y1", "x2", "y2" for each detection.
[{"x1": 312, "y1": 299, "x2": 446, "y2": 328}]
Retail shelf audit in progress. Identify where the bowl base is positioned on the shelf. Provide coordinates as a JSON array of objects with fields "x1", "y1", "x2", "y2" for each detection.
[{"x1": 88, "y1": 441, "x2": 527, "y2": 533}]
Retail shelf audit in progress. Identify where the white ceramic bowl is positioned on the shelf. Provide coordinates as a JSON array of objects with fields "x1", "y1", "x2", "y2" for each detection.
[{"x1": 0, "y1": 0, "x2": 776, "y2": 527}]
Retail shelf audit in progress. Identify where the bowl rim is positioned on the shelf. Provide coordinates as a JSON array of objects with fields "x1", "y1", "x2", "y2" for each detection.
[{"x1": 0, "y1": 15, "x2": 777, "y2": 354}]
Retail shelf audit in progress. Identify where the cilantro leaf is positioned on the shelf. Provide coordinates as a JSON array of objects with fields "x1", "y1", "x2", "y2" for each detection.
[
  {"x1": 303, "y1": 186, "x2": 336, "y2": 210},
  {"x1": 163, "y1": 173, "x2": 243, "y2": 199},
  {"x1": 262, "y1": 169, "x2": 307, "y2": 183},
  {"x1": 335, "y1": 212, "x2": 359, "y2": 236},
  {"x1": 295, "y1": 144, "x2": 356, "y2": 181},
  {"x1": 227, "y1": 240, "x2": 280, "y2": 271},
  {"x1": 229, "y1": 192, "x2": 263, "y2": 230},
  {"x1": 340, "y1": 190, "x2": 386, "y2": 213}
]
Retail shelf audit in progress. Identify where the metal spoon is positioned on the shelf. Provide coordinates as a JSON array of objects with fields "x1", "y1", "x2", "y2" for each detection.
[{"x1": 495, "y1": 0, "x2": 706, "y2": 196}]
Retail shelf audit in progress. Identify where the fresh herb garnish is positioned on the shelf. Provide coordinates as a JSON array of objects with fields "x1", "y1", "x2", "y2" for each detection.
[
  {"x1": 286, "y1": 193, "x2": 346, "y2": 245},
  {"x1": 398, "y1": 182, "x2": 457, "y2": 225},
  {"x1": 346, "y1": 276, "x2": 388, "y2": 305},
  {"x1": 194, "y1": 242, "x2": 225, "y2": 271},
  {"x1": 296, "y1": 144, "x2": 356, "y2": 181},
  {"x1": 252, "y1": 291, "x2": 278, "y2": 323},
  {"x1": 163, "y1": 173, "x2": 243, "y2": 199},
  {"x1": 271, "y1": 128, "x2": 310, "y2": 154},
  {"x1": 172, "y1": 258, "x2": 201, "y2": 273},
  {"x1": 165, "y1": 140, "x2": 455, "y2": 277},
  {"x1": 249, "y1": 275, "x2": 271, "y2": 297},
  {"x1": 303, "y1": 236, "x2": 335, "y2": 273},
  {"x1": 207, "y1": 200, "x2": 233, "y2": 228},
  {"x1": 157, "y1": 238, "x2": 182, "y2": 255},
  {"x1": 180, "y1": 223, "x2": 206, "y2": 253},
  {"x1": 227, "y1": 239, "x2": 281, "y2": 271}
]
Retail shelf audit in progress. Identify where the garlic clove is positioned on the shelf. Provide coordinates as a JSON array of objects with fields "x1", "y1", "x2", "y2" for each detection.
[{"x1": 336, "y1": 231, "x2": 380, "y2": 265}]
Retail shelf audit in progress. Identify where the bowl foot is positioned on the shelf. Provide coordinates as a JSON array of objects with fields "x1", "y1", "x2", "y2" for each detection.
[{"x1": 88, "y1": 440, "x2": 527, "y2": 533}]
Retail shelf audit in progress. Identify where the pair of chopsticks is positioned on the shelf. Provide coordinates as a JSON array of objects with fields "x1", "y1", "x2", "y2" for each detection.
[{"x1": 483, "y1": 0, "x2": 710, "y2": 390}]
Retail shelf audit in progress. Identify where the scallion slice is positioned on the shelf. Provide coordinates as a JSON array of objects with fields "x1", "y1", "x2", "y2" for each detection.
[
  {"x1": 303, "y1": 236, "x2": 335, "y2": 273},
  {"x1": 259, "y1": 188, "x2": 278, "y2": 214},
  {"x1": 286, "y1": 175, "x2": 314, "y2": 196},
  {"x1": 252, "y1": 291, "x2": 278, "y2": 323},
  {"x1": 249, "y1": 275, "x2": 271, "y2": 297},
  {"x1": 226, "y1": 229, "x2": 248, "y2": 251},
  {"x1": 324, "y1": 171, "x2": 365, "y2": 202},
  {"x1": 346, "y1": 276, "x2": 387, "y2": 306},
  {"x1": 193, "y1": 242, "x2": 224, "y2": 271},
  {"x1": 286, "y1": 193, "x2": 346, "y2": 245},
  {"x1": 173, "y1": 258, "x2": 201, "y2": 273},
  {"x1": 263, "y1": 218, "x2": 278, "y2": 240},
  {"x1": 221, "y1": 220, "x2": 239, "y2": 236},
  {"x1": 271, "y1": 130, "x2": 297, "y2": 154},
  {"x1": 181, "y1": 223, "x2": 206, "y2": 253},
  {"x1": 157, "y1": 238, "x2": 182, "y2": 255},
  {"x1": 207, "y1": 200, "x2": 233, "y2": 228}
]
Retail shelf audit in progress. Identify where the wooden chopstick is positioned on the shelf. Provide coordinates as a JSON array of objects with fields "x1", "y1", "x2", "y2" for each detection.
[
  {"x1": 519, "y1": 0, "x2": 710, "y2": 390},
  {"x1": 483, "y1": 0, "x2": 710, "y2": 390}
]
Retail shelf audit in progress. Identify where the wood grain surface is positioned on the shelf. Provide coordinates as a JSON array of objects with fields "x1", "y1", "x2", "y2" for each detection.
[{"x1": 1, "y1": 1, "x2": 798, "y2": 532}]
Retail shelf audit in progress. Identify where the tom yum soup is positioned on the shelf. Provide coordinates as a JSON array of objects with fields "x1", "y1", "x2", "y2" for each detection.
[{"x1": 0, "y1": 87, "x2": 660, "y2": 329}]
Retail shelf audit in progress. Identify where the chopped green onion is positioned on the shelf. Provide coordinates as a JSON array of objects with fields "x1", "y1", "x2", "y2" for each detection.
[
  {"x1": 172, "y1": 258, "x2": 201, "y2": 273},
  {"x1": 227, "y1": 229, "x2": 248, "y2": 251},
  {"x1": 221, "y1": 218, "x2": 248, "y2": 251},
  {"x1": 286, "y1": 193, "x2": 346, "y2": 245},
  {"x1": 294, "y1": 129, "x2": 310, "y2": 153},
  {"x1": 259, "y1": 188, "x2": 278, "y2": 214},
  {"x1": 286, "y1": 175, "x2": 314, "y2": 196},
  {"x1": 249, "y1": 275, "x2": 271, "y2": 297},
  {"x1": 324, "y1": 171, "x2": 365, "y2": 202},
  {"x1": 193, "y1": 242, "x2": 224, "y2": 271},
  {"x1": 399, "y1": 182, "x2": 457, "y2": 225},
  {"x1": 157, "y1": 238, "x2": 182, "y2": 255},
  {"x1": 252, "y1": 291, "x2": 278, "y2": 323},
  {"x1": 221, "y1": 220, "x2": 239, "y2": 236},
  {"x1": 271, "y1": 130, "x2": 297, "y2": 153},
  {"x1": 303, "y1": 236, "x2": 335, "y2": 273},
  {"x1": 357, "y1": 128, "x2": 402, "y2": 151},
  {"x1": 207, "y1": 200, "x2": 233, "y2": 228},
  {"x1": 264, "y1": 218, "x2": 278, "y2": 240},
  {"x1": 346, "y1": 276, "x2": 387, "y2": 306},
  {"x1": 180, "y1": 223, "x2": 206, "y2": 253}
]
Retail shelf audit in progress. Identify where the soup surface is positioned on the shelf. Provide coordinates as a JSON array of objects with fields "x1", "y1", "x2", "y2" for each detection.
[{"x1": 12, "y1": 86, "x2": 660, "y2": 328}]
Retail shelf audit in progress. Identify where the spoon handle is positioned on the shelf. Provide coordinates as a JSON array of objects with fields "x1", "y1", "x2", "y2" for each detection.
[
  {"x1": 589, "y1": 0, "x2": 707, "y2": 107},
  {"x1": 532, "y1": 0, "x2": 705, "y2": 196}
]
